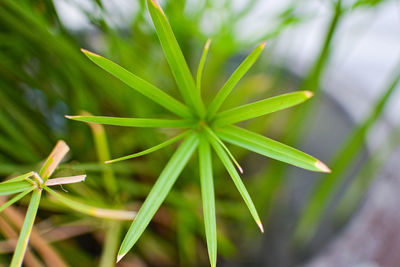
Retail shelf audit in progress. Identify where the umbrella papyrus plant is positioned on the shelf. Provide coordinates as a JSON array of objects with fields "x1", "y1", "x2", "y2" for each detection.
[{"x1": 67, "y1": 0, "x2": 331, "y2": 265}]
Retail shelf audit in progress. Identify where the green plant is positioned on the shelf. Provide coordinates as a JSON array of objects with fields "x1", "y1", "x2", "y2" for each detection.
[
  {"x1": 0, "y1": 141, "x2": 83, "y2": 266},
  {"x1": 67, "y1": 0, "x2": 330, "y2": 265},
  {"x1": 0, "y1": 140, "x2": 135, "y2": 266}
]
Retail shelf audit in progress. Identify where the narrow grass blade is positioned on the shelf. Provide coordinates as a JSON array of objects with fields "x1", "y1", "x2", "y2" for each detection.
[
  {"x1": 81, "y1": 49, "x2": 193, "y2": 118},
  {"x1": 2, "y1": 171, "x2": 35, "y2": 184},
  {"x1": 117, "y1": 133, "x2": 199, "y2": 262},
  {"x1": 295, "y1": 60, "x2": 400, "y2": 243},
  {"x1": 216, "y1": 125, "x2": 330, "y2": 173},
  {"x1": 43, "y1": 186, "x2": 136, "y2": 220},
  {"x1": 207, "y1": 42, "x2": 266, "y2": 118},
  {"x1": 10, "y1": 189, "x2": 42, "y2": 267},
  {"x1": 212, "y1": 91, "x2": 313, "y2": 127},
  {"x1": 204, "y1": 126, "x2": 243, "y2": 173},
  {"x1": 208, "y1": 135, "x2": 263, "y2": 233},
  {"x1": 147, "y1": 0, "x2": 205, "y2": 116},
  {"x1": 100, "y1": 221, "x2": 122, "y2": 267},
  {"x1": 0, "y1": 181, "x2": 34, "y2": 196},
  {"x1": 66, "y1": 115, "x2": 192, "y2": 128},
  {"x1": 198, "y1": 134, "x2": 217, "y2": 267},
  {"x1": 336, "y1": 126, "x2": 400, "y2": 222},
  {"x1": 106, "y1": 131, "x2": 190, "y2": 164},
  {"x1": 0, "y1": 189, "x2": 33, "y2": 213},
  {"x1": 85, "y1": 110, "x2": 118, "y2": 196},
  {"x1": 39, "y1": 140, "x2": 69, "y2": 182},
  {"x1": 197, "y1": 39, "x2": 212, "y2": 91}
]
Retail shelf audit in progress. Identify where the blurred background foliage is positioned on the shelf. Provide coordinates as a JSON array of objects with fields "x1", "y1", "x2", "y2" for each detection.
[{"x1": 0, "y1": 0, "x2": 399, "y2": 266}]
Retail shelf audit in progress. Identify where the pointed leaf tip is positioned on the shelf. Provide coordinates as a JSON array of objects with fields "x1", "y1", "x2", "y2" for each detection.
[
  {"x1": 64, "y1": 115, "x2": 72, "y2": 119},
  {"x1": 257, "y1": 221, "x2": 264, "y2": 233},
  {"x1": 116, "y1": 253, "x2": 124, "y2": 263},
  {"x1": 238, "y1": 166, "x2": 243, "y2": 174},
  {"x1": 81, "y1": 48, "x2": 101, "y2": 58},
  {"x1": 304, "y1": 91, "x2": 314, "y2": 98},
  {"x1": 260, "y1": 41, "x2": 267, "y2": 49},
  {"x1": 315, "y1": 160, "x2": 331, "y2": 173},
  {"x1": 150, "y1": 0, "x2": 165, "y2": 16}
]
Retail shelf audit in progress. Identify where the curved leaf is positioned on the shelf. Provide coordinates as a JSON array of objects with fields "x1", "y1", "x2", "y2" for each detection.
[
  {"x1": 81, "y1": 49, "x2": 193, "y2": 118},
  {"x1": 216, "y1": 125, "x2": 330, "y2": 173}
]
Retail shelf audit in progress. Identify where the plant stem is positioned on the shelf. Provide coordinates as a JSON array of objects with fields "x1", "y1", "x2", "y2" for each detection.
[{"x1": 99, "y1": 221, "x2": 122, "y2": 267}]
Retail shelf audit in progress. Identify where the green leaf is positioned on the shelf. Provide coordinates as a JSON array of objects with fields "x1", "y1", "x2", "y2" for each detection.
[
  {"x1": 86, "y1": 113, "x2": 118, "y2": 195},
  {"x1": 208, "y1": 134, "x2": 263, "y2": 233},
  {"x1": 106, "y1": 131, "x2": 190, "y2": 164},
  {"x1": 43, "y1": 186, "x2": 136, "y2": 220},
  {"x1": 1, "y1": 171, "x2": 35, "y2": 183},
  {"x1": 216, "y1": 125, "x2": 330, "y2": 173},
  {"x1": 81, "y1": 49, "x2": 193, "y2": 119},
  {"x1": 204, "y1": 126, "x2": 243, "y2": 173},
  {"x1": 10, "y1": 189, "x2": 42, "y2": 267},
  {"x1": 198, "y1": 134, "x2": 217, "y2": 267},
  {"x1": 196, "y1": 39, "x2": 211, "y2": 92},
  {"x1": 117, "y1": 133, "x2": 199, "y2": 262},
  {"x1": 0, "y1": 189, "x2": 33, "y2": 213},
  {"x1": 66, "y1": 115, "x2": 193, "y2": 128},
  {"x1": 212, "y1": 91, "x2": 313, "y2": 127},
  {"x1": 0, "y1": 180, "x2": 34, "y2": 196},
  {"x1": 207, "y1": 42, "x2": 266, "y2": 118},
  {"x1": 147, "y1": 0, "x2": 204, "y2": 116}
]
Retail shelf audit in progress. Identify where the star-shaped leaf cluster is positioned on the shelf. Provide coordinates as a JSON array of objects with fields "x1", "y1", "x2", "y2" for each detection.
[{"x1": 67, "y1": 0, "x2": 330, "y2": 265}]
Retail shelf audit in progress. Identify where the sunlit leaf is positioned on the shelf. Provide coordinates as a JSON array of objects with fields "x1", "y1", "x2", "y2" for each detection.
[
  {"x1": 147, "y1": 0, "x2": 204, "y2": 116},
  {"x1": 216, "y1": 125, "x2": 330, "y2": 173},
  {"x1": 81, "y1": 49, "x2": 193, "y2": 118},
  {"x1": 117, "y1": 133, "x2": 199, "y2": 262},
  {"x1": 106, "y1": 131, "x2": 190, "y2": 164},
  {"x1": 10, "y1": 189, "x2": 42, "y2": 267},
  {"x1": 207, "y1": 42, "x2": 266, "y2": 118},
  {"x1": 198, "y1": 133, "x2": 217, "y2": 267},
  {"x1": 208, "y1": 135, "x2": 263, "y2": 233},
  {"x1": 213, "y1": 91, "x2": 313, "y2": 127},
  {"x1": 0, "y1": 180, "x2": 34, "y2": 196},
  {"x1": 66, "y1": 115, "x2": 192, "y2": 128}
]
